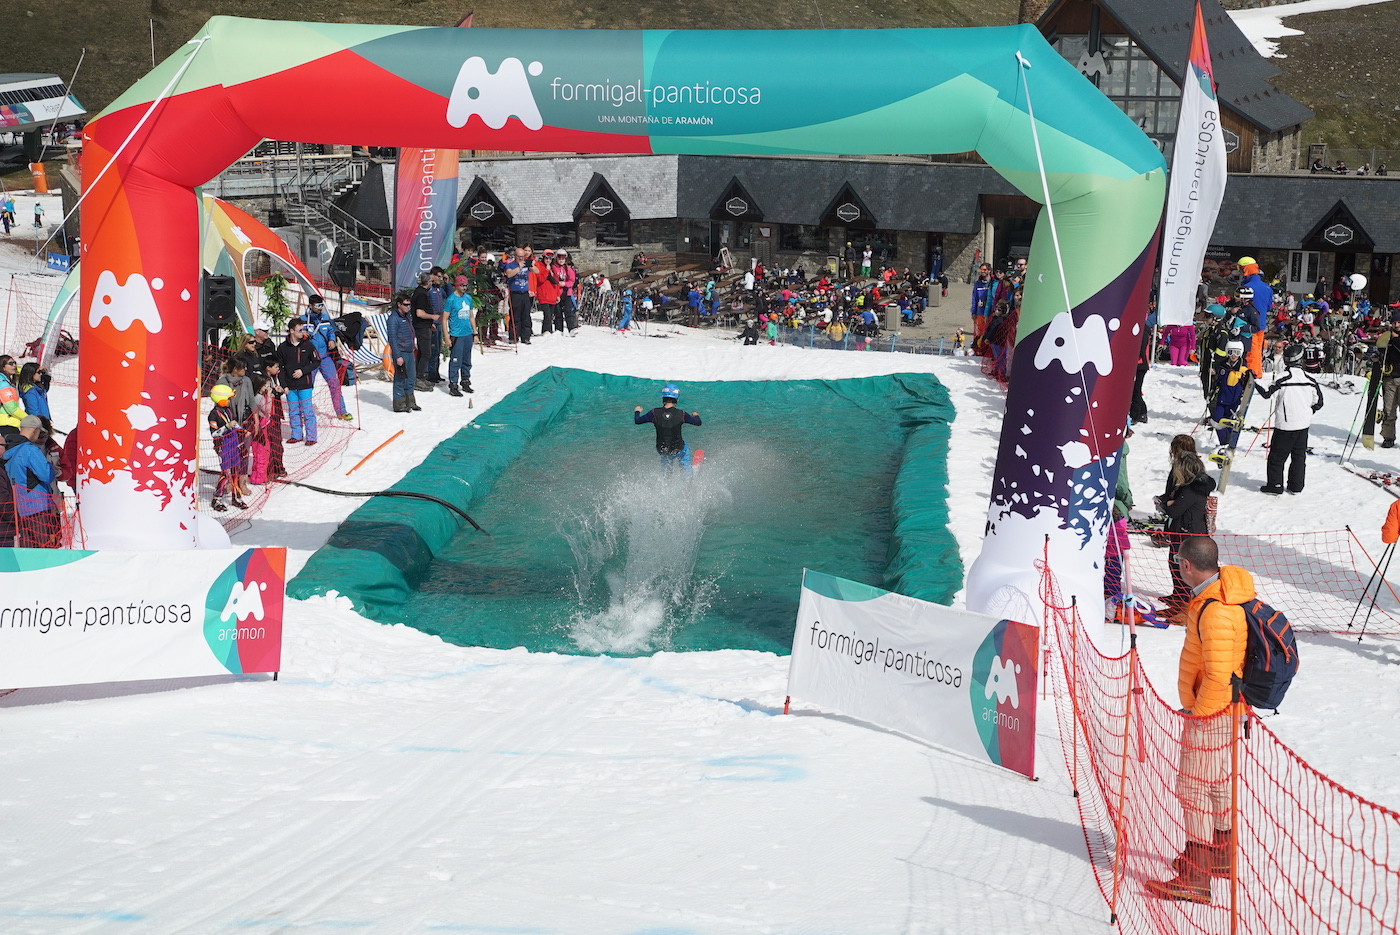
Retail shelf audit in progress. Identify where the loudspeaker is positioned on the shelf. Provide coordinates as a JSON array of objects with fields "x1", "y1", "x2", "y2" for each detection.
[
  {"x1": 328, "y1": 246, "x2": 357, "y2": 290},
  {"x1": 202, "y1": 275, "x2": 237, "y2": 327}
]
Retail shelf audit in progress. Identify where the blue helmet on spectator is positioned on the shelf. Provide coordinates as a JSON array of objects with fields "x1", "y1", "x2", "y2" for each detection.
[{"x1": 661, "y1": 383, "x2": 680, "y2": 400}]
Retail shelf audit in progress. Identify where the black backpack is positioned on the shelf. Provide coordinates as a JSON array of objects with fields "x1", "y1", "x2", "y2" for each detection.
[{"x1": 1204, "y1": 597, "x2": 1299, "y2": 710}]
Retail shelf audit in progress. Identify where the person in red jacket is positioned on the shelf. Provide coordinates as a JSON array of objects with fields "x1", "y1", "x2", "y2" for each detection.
[
  {"x1": 1146, "y1": 535, "x2": 1250, "y2": 904},
  {"x1": 534, "y1": 248, "x2": 564, "y2": 334}
]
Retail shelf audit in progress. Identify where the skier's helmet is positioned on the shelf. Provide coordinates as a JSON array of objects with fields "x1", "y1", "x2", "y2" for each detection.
[
  {"x1": 1225, "y1": 340, "x2": 1245, "y2": 358},
  {"x1": 1283, "y1": 343, "x2": 1305, "y2": 366},
  {"x1": 209, "y1": 384, "x2": 235, "y2": 404},
  {"x1": 661, "y1": 383, "x2": 680, "y2": 400},
  {"x1": 1236, "y1": 286, "x2": 1254, "y2": 301}
]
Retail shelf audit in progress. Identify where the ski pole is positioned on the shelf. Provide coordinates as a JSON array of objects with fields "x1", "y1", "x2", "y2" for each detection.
[
  {"x1": 1341, "y1": 388, "x2": 1369, "y2": 462},
  {"x1": 1242, "y1": 414, "x2": 1273, "y2": 458},
  {"x1": 1348, "y1": 540, "x2": 1392, "y2": 630},
  {"x1": 1358, "y1": 542, "x2": 1395, "y2": 642}
]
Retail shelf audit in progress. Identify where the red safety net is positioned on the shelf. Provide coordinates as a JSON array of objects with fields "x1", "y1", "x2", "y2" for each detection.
[
  {"x1": 196, "y1": 342, "x2": 359, "y2": 533},
  {"x1": 0, "y1": 276, "x2": 362, "y2": 540},
  {"x1": 1042, "y1": 553, "x2": 1400, "y2": 934},
  {"x1": 1, "y1": 273, "x2": 79, "y2": 386},
  {"x1": 1126, "y1": 528, "x2": 1400, "y2": 637}
]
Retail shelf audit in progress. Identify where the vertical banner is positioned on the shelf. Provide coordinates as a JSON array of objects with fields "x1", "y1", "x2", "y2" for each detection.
[
  {"x1": 0, "y1": 547, "x2": 286, "y2": 689},
  {"x1": 394, "y1": 148, "x2": 461, "y2": 291},
  {"x1": 1158, "y1": 1, "x2": 1228, "y2": 326},
  {"x1": 788, "y1": 570, "x2": 1040, "y2": 779}
]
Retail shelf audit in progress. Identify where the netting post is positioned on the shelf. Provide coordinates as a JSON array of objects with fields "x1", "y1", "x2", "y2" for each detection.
[
  {"x1": 1229, "y1": 690, "x2": 1242, "y2": 935},
  {"x1": 1107, "y1": 631, "x2": 1137, "y2": 926},
  {"x1": 1069, "y1": 593, "x2": 1080, "y2": 799}
]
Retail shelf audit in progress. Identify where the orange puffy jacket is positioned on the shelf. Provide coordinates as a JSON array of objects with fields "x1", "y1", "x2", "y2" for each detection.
[
  {"x1": 1383, "y1": 500, "x2": 1400, "y2": 544},
  {"x1": 1178, "y1": 565, "x2": 1252, "y2": 718}
]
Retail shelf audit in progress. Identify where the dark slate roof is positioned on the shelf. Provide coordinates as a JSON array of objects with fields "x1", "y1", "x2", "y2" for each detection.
[
  {"x1": 1043, "y1": 0, "x2": 1313, "y2": 133},
  {"x1": 677, "y1": 156, "x2": 1020, "y2": 233},
  {"x1": 1211, "y1": 175, "x2": 1400, "y2": 253}
]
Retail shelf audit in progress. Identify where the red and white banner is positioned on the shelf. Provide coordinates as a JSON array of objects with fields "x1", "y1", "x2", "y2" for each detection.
[
  {"x1": 0, "y1": 547, "x2": 285, "y2": 689},
  {"x1": 1159, "y1": 1, "x2": 1228, "y2": 326}
]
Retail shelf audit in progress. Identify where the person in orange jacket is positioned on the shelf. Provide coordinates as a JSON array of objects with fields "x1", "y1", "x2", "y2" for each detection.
[
  {"x1": 1382, "y1": 500, "x2": 1400, "y2": 544},
  {"x1": 1146, "y1": 535, "x2": 1250, "y2": 905}
]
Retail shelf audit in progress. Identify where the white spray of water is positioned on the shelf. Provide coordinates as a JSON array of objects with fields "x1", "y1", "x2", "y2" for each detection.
[{"x1": 559, "y1": 447, "x2": 782, "y2": 653}]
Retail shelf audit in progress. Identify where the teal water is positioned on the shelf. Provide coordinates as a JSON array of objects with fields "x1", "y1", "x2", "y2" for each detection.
[{"x1": 395, "y1": 374, "x2": 953, "y2": 655}]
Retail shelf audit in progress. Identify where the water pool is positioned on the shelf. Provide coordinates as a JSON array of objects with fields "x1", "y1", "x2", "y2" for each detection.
[{"x1": 293, "y1": 368, "x2": 958, "y2": 655}]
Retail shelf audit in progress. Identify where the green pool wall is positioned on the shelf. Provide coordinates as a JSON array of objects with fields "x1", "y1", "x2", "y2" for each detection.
[{"x1": 287, "y1": 366, "x2": 961, "y2": 622}]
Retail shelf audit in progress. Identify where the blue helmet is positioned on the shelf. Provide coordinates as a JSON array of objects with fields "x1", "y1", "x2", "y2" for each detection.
[{"x1": 661, "y1": 383, "x2": 680, "y2": 400}]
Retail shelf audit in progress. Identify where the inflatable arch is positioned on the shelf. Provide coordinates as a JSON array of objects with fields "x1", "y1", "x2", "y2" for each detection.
[
  {"x1": 80, "y1": 18, "x2": 1164, "y2": 625},
  {"x1": 41, "y1": 195, "x2": 316, "y2": 363}
]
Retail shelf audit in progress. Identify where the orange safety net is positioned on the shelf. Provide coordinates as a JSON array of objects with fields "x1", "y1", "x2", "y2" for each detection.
[
  {"x1": 1126, "y1": 528, "x2": 1400, "y2": 637},
  {"x1": 1042, "y1": 553, "x2": 1400, "y2": 934}
]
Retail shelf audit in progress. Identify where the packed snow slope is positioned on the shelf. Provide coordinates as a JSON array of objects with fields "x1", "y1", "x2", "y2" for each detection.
[{"x1": 2, "y1": 304, "x2": 1398, "y2": 932}]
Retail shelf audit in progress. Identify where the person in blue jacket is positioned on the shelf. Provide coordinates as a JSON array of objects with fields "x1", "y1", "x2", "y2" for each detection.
[
  {"x1": 1210, "y1": 341, "x2": 1253, "y2": 447},
  {"x1": 617, "y1": 289, "x2": 634, "y2": 331},
  {"x1": 385, "y1": 294, "x2": 420, "y2": 413},
  {"x1": 16, "y1": 362, "x2": 50, "y2": 427},
  {"x1": 306, "y1": 296, "x2": 353, "y2": 421},
  {"x1": 5, "y1": 414, "x2": 57, "y2": 546},
  {"x1": 634, "y1": 383, "x2": 701, "y2": 472}
]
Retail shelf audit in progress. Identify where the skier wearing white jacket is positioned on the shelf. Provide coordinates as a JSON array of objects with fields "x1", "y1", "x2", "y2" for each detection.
[{"x1": 1255, "y1": 343, "x2": 1324, "y2": 495}]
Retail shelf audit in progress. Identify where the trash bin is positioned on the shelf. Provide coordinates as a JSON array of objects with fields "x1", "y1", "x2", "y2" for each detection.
[
  {"x1": 884, "y1": 303, "x2": 901, "y2": 334},
  {"x1": 928, "y1": 288, "x2": 941, "y2": 308},
  {"x1": 827, "y1": 255, "x2": 839, "y2": 276}
]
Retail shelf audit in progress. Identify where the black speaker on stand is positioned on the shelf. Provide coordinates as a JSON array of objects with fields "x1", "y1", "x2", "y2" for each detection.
[
  {"x1": 328, "y1": 246, "x2": 357, "y2": 313},
  {"x1": 202, "y1": 274, "x2": 238, "y2": 344}
]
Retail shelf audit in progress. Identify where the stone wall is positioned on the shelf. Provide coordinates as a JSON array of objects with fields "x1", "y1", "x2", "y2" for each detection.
[{"x1": 1254, "y1": 126, "x2": 1304, "y2": 173}]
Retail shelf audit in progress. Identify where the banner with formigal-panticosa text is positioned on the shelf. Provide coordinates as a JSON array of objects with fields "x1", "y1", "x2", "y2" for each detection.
[
  {"x1": 788, "y1": 569, "x2": 1040, "y2": 779},
  {"x1": 0, "y1": 547, "x2": 285, "y2": 689}
]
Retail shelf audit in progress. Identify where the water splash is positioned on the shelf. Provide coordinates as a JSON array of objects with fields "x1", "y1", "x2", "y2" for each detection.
[{"x1": 560, "y1": 450, "x2": 770, "y2": 653}]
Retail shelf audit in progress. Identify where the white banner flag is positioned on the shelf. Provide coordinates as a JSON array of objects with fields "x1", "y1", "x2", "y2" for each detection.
[
  {"x1": 787, "y1": 570, "x2": 1040, "y2": 779},
  {"x1": 1159, "y1": 1, "x2": 1229, "y2": 326},
  {"x1": 0, "y1": 547, "x2": 286, "y2": 690}
]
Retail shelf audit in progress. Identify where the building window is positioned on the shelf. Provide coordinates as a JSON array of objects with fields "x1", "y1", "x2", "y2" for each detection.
[
  {"x1": 526, "y1": 223, "x2": 579, "y2": 249},
  {"x1": 595, "y1": 218, "x2": 631, "y2": 247},
  {"x1": 779, "y1": 224, "x2": 832, "y2": 252},
  {"x1": 460, "y1": 225, "x2": 516, "y2": 254},
  {"x1": 1053, "y1": 34, "x2": 1181, "y2": 156},
  {"x1": 850, "y1": 230, "x2": 900, "y2": 263}
]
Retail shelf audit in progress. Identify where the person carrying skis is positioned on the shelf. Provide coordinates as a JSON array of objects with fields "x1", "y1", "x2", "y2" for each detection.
[
  {"x1": 1210, "y1": 340, "x2": 1252, "y2": 448},
  {"x1": 1256, "y1": 343, "x2": 1324, "y2": 495},
  {"x1": 634, "y1": 383, "x2": 701, "y2": 472}
]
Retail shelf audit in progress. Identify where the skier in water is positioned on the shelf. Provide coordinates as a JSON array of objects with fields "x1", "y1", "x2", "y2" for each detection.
[{"x1": 634, "y1": 383, "x2": 702, "y2": 472}]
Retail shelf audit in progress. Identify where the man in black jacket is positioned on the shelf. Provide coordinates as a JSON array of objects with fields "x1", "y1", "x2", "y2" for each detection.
[
  {"x1": 276, "y1": 318, "x2": 320, "y2": 446},
  {"x1": 411, "y1": 269, "x2": 446, "y2": 390}
]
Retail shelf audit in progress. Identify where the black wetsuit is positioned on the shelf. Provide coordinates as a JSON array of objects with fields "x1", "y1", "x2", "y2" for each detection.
[{"x1": 635, "y1": 404, "x2": 701, "y2": 458}]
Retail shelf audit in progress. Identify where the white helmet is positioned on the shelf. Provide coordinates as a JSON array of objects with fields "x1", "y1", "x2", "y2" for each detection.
[{"x1": 1226, "y1": 340, "x2": 1245, "y2": 357}]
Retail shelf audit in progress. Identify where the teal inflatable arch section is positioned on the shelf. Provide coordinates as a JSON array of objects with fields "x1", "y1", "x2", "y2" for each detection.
[{"x1": 84, "y1": 20, "x2": 1164, "y2": 623}]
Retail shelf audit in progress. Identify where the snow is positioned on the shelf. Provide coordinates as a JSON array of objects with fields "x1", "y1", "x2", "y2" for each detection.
[
  {"x1": 1230, "y1": 0, "x2": 1399, "y2": 58},
  {"x1": 3, "y1": 247, "x2": 1399, "y2": 930}
]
